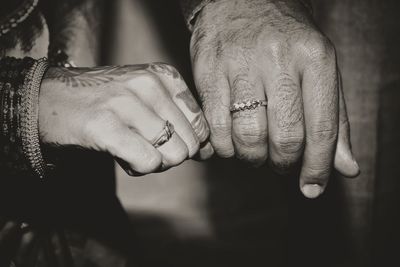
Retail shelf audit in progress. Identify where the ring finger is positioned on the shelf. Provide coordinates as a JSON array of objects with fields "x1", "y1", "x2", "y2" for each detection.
[
  {"x1": 115, "y1": 93, "x2": 189, "y2": 170},
  {"x1": 229, "y1": 64, "x2": 268, "y2": 165}
]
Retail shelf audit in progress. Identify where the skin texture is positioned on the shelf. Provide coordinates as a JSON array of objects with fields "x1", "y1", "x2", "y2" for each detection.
[
  {"x1": 1, "y1": 4, "x2": 211, "y2": 261},
  {"x1": 190, "y1": 0, "x2": 360, "y2": 198},
  {"x1": 39, "y1": 63, "x2": 210, "y2": 174}
]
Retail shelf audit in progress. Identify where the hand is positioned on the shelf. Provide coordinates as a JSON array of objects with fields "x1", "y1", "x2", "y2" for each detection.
[
  {"x1": 0, "y1": 220, "x2": 36, "y2": 266},
  {"x1": 39, "y1": 63, "x2": 211, "y2": 175},
  {"x1": 190, "y1": 0, "x2": 359, "y2": 198}
]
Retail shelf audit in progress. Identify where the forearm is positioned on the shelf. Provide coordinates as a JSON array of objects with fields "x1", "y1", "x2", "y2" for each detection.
[{"x1": 180, "y1": 0, "x2": 313, "y2": 30}]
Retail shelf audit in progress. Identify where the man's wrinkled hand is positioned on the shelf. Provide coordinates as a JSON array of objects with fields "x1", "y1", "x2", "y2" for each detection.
[{"x1": 190, "y1": 0, "x2": 360, "y2": 198}]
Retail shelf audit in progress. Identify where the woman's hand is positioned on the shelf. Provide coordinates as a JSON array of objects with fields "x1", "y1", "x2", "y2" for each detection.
[{"x1": 39, "y1": 63, "x2": 212, "y2": 175}]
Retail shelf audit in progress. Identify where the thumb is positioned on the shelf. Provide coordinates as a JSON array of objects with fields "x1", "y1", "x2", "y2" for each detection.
[{"x1": 334, "y1": 72, "x2": 360, "y2": 177}]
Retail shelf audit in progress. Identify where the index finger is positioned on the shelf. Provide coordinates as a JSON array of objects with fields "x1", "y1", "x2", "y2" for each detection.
[
  {"x1": 193, "y1": 61, "x2": 234, "y2": 158},
  {"x1": 148, "y1": 63, "x2": 210, "y2": 144}
]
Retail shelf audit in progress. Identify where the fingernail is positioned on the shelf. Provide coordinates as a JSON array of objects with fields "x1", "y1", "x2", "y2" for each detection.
[{"x1": 301, "y1": 184, "x2": 323, "y2": 199}]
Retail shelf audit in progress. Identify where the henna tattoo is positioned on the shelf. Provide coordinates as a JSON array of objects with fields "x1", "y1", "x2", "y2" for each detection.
[
  {"x1": 190, "y1": 113, "x2": 208, "y2": 142},
  {"x1": 149, "y1": 63, "x2": 181, "y2": 79},
  {"x1": 176, "y1": 89, "x2": 201, "y2": 113},
  {"x1": 147, "y1": 63, "x2": 202, "y2": 114},
  {"x1": 44, "y1": 65, "x2": 147, "y2": 87},
  {"x1": 44, "y1": 66, "x2": 126, "y2": 87}
]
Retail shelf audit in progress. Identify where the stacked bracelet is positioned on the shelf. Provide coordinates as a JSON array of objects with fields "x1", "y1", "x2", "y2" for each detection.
[
  {"x1": 21, "y1": 58, "x2": 48, "y2": 179},
  {"x1": 0, "y1": 57, "x2": 49, "y2": 179}
]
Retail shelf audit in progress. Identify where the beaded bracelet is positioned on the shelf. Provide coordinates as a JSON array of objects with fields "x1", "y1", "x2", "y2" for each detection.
[{"x1": 0, "y1": 0, "x2": 39, "y2": 37}]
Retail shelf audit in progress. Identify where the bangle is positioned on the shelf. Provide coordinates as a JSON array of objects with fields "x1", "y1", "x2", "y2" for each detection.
[
  {"x1": 0, "y1": 56, "x2": 49, "y2": 179},
  {"x1": 20, "y1": 58, "x2": 49, "y2": 179}
]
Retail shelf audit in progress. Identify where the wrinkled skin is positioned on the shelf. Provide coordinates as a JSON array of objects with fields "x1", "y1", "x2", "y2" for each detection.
[{"x1": 190, "y1": 0, "x2": 360, "y2": 198}]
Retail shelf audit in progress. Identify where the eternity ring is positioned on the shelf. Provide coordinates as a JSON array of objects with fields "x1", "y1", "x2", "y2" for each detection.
[
  {"x1": 151, "y1": 120, "x2": 175, "y2": 148},
  {"x1": 230, "y1": 99, "x2": 268, "y2": 113}
]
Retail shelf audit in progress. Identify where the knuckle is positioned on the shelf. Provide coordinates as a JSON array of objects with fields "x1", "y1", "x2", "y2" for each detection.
[
  {"x1": 150, "y1": 62, "x2": 181, "y2": 80},
  {"x1": 308, "y1": 124, "x2": 338, "y2": 144},
  {"x1": 303, "y1": 164, "x2": 331, "y2": 182},
  {"x1": 165, "y1": 146, "x2": 189, "y2": 166},
  {"x1": 266, "y1": 40, "x2": 289, "y2": 63},
  {"x1": 142, "y1": 71, "x2": 164, "y2": 89},
  {"x1": 236, "y1": 145, "x2": 268, "y2": 165},
  {"x1": 233, "y1": 118, "x2": 268, "y2": 163},
  {"x1": 128, "y1": 71, "x2": 164, "y2": 93},
  {"x1": 103, "y1": 94, "x2": 136, "y2": 111},
  {"x1": 271, "y1": 134, "x2": 305, "y2": 156},
  {"x1": 138, "y1": 151, "x2": 162, "y2": 173},
  {"x1": 234, "y1": 119, "x2": 267, "y2": 148},
  {"x1": 301, "y1": 34, "x2": 336, "y2": 63},
  {"x1": 209, "y1": 118, "x2": 231, "y2": 138},
  {"x1": 211, "y1": 138, "x2": 234, "y2": 158}
]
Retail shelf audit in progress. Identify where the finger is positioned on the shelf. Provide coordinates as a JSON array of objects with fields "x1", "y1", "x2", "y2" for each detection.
[
  {"x1": 300, "y1": 47, "x2": 339, "y2": 199},
  {"x1": 113, "y1": 96, "x2": 188, "y2": 170},
  {"x1": 14, "y1": 230, "x2": 37, "y2": 266},
  {"x1": 229, "y1": 65, "x2": 268, "y2": 165},
  {"x1": 21, "y1": 232, "x2": 41, "y2": 267},
  {"x1": 264, "y1": 70, "x2": 305, "y2": 173},
  {"x1": 0, "y1": 221, "x2": 20, "y2": 263},
  {"x1": 0, "y1": 221, "x2": 20, "y2": 244},
  {"x1": 133, "y1": 70, "x2": 199, "y2": 158},
  {"x1": 148, "y1": 63, "x2": 210, "y2": 144},
  {"x1": 194, "y1": 141, "x2": 214, "y2": 161},
  {"x1": 96, "y1": 120, "x2": 162, "y2": 175},
  {"x1": 334, "y1": 70, "x2": 360, "y2": 177},
  {"x1": 193, "y1": 62, "x2": 234, "y2": 158}
]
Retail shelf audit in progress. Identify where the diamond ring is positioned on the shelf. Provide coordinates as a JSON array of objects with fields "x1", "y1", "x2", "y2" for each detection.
[
  {"x1": 151, "y1": 121, "x2": 175, "y2": 148},
  {"x1": 230, "y1": 99, "x2": 267, "y2": 113}
]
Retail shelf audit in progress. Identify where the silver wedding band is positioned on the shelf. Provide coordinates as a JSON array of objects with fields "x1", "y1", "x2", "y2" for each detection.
[
  {"x1": 230, "y1": 99, "x2": 268, "y2": 113},
  {"x1": 151, "y1": 121, "x2": 175, "y2": 148}
]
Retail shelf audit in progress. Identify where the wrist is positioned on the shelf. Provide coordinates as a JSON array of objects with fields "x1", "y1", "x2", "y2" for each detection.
[
  {"x1": 0, "y1": 56, "x2": 49, "y2": 179},
  {"x1": 190, "y1": 0, "x2": 313, "y2": 32}
]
